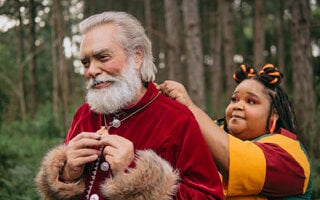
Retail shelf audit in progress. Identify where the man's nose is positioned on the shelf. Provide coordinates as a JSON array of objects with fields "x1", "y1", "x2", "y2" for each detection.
[{"x1": 86, "y1": 60, "x2": 102, "y2": 77}]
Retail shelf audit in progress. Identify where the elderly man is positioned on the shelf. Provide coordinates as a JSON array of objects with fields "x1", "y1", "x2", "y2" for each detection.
[{"x1": 35, "y1": 11, "x2": 223, "y2": 200}]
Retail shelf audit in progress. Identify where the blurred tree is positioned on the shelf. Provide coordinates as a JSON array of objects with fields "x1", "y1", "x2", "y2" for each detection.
[
  {"x1": 290, "y1": 0, "x2": 317, "y2": 156},
  {"x1": 53, "y1": 0, "x2": 69, "y2": 130},
  {"x1": 276, "y1": 0, "x2": 287, "y2": 89},
  {"x1": 27, "y1": 0, "x2": 38, "y2": 118},
  {"x1": 15, "y1": 0, "x2": 27, "y2": 121},
  {"x1": 253, "y1": 0, "x2": 265, "y2": 67},
  {"x1": 83, "y1": 0, "x2": 111, "y2": 17},
  {"x1": 221, "y1": 0, "x2": 236, "y2": 98},
  {"x1": 208, "y1": 0, "x2": 223, "y2": 117},
  {"x1": 164, "y1": 0, "x2": 183, "y2": 82},
  {"x1": 144, "y1": 0, "x2": 152, "y2": 36},
  {"x1": 182, "y1": 0, "x2": 205, "y2": 109},
  {"x1": 50, "y1": 16, "x2": 60, "y2": 130}
]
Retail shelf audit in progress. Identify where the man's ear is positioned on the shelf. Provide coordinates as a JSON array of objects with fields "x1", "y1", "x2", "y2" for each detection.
[{"x1": 134, "y1": 47, "x2": 143, "y2": 68}]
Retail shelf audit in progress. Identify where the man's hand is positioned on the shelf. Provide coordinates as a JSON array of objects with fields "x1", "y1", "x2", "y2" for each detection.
[
  {"x1": 61, "y1": 132, "x2": 101, "y2": 182},
  {"x1": 100, "y1": 134, "x2": 134, "y2": 176}
]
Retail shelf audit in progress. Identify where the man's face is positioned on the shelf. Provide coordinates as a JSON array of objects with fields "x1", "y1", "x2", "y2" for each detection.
[
  {"x1": 80, "y1": 23, "x2": 129, "y2": 82},
  {"x1": 80, "y1": 24, "x2": 142, "y2": 114}
]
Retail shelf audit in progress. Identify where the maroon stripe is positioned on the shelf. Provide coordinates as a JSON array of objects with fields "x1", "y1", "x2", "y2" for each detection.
[{"x1": 254, "y1": 142, "x2": 305, "y2": 197}]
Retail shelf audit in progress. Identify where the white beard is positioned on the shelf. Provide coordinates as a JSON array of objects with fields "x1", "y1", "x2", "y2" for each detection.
[{"x1": 85, "y1": 58, "x2": 142, "y2": 114}]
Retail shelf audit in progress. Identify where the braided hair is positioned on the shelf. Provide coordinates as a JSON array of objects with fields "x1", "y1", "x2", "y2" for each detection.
[{"x1": 232, "y1": 63, "x2": 297, "y2": 134}]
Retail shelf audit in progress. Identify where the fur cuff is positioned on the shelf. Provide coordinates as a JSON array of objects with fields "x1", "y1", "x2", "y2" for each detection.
[
  {"x1": 100, "y1": 149, "x2": 179, "y2": 200},
  {"x1": 35, "y1": 144, "x2": 85, "y2": 200}
]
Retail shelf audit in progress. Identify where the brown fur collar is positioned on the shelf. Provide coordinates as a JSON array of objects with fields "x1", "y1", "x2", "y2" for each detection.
[
  {"x1": 100, "y1": 150, "x2": 180, "y2": 200},
  {"x1": 35, "y1": 146, "x2": 179, "y2": 200}
]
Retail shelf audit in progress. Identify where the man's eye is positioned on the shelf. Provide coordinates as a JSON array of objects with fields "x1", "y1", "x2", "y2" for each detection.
[
  {"x1": 81, "y1": 59, "x2": 89, "y2": 68},
  {"x1": 99, "y1": 55, "x2": 110, "y2": 61}
]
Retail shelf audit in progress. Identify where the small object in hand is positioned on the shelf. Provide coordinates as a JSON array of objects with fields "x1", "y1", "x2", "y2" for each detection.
[{"x1": 97, "y1": 126, "x2": 108, "y2": 135}]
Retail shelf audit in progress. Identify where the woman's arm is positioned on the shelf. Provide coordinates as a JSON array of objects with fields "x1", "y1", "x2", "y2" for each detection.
[{"x1": 159, "y1": 80, "x2": 229, "y2": 177}]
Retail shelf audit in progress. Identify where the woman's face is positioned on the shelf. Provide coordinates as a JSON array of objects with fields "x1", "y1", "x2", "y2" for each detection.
[{"x1": 225, "y1": 79, "x2": 272, "y2": 140}]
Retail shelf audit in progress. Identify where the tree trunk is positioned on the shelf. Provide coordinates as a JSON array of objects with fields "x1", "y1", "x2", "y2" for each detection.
[
  {"x1": 277, "y1": 0, "x2": 286, "y2": 89},
  {"x1": 144, "y1": 0, "x2": 152, "y2": 36},
  {"x1": 253, "y1": 0, "x2": 265, "y2": 67},
  {"x1": 164, "y1": 0, "x2": 183, "y2": 82},
  {"x1": 16, "y1": 0, "x2": 27, "y2": 121},
  {"x1": 83, "y1": 0, "x2": 110, "y2": 18},
  {"x1": 221, "y1": 0, "x2": 236, "y2": 97},
  {"x1": 50, "y1": 17, "x2": 60, "y2": 129},
  {"x1": 208, "y1": 0, "x2": 223, "y2": 118},
  {"x1": 28, "y1": 0, "x2": 37, "y2": 118},
  {"x1": 290, "y1": 0, "x2": 317, "y2": 156},
  {"x1": 53, "y1": 0, "x2": 69, "y2": 131},
  {"x1": 182, "y1": 0, "x2": 205, "y2": 110}
]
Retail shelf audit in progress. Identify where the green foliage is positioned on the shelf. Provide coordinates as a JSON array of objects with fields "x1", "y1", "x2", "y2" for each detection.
[
  {"x1": 0, "y1": 107, "x2": 62, "y2": 199},
  {"x1": 0, "y1": 90, "x2": 9, "y2": 127},
  {"x1": 312, "y1": 158, "x2": 320, "y2": 199},
  {"x1": 311, "y1": 2, "x2": 320, "y2": 37}
]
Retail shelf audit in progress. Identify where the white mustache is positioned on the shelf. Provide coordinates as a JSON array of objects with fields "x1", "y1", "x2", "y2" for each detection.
[{"x1": 87, "y1": 76, "x2": 118, "y2": 89}]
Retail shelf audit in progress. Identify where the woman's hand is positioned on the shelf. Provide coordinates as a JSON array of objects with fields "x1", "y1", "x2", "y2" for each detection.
[{"x1": 159, "y1": 80, "x2": 194, "y2": 108}]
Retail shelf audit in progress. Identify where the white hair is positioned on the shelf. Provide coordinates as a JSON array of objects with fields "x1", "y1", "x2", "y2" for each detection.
[{"x1": 79, "y1": 11, "x2": 157, "y2": 81}]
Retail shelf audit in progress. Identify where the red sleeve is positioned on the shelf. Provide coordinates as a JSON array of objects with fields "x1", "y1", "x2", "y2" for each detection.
[
  {"x1": 255, "y1": 134, "x2": 310, "y2": 197},
  {"x1": 227, "y1": 134, "x2": 310, "y2": 198}
]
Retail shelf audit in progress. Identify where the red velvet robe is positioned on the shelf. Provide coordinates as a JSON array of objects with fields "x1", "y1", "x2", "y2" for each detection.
[{"x1": 64, "y1": 82, "x2": 223, "y2": 200}]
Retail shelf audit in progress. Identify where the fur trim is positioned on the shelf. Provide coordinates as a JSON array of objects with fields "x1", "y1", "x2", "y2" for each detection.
[
  {"x1": 35, "y1": 144, "x2": 85, "y2": 200},
  {"x1": 100, "y1": 149, "x2": 180, "y2": 200}
]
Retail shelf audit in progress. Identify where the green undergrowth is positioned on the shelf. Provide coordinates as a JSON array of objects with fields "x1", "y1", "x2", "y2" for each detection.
[{"x1": 0, "y1": 119, "x2": 62, "y2": 199}]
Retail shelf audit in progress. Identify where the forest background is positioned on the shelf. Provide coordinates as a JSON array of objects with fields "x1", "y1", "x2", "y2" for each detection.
[{"x1": 0, "y1": 0, "x2": 319, "y2": 199}]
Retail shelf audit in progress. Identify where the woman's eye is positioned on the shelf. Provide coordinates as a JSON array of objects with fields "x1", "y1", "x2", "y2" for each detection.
[
  {"x1": 230, "y1": 97, "x2": 237, "y2": 103},
  {"x1": 247, "y1": 99, "x2": 256, "y2": 105}
]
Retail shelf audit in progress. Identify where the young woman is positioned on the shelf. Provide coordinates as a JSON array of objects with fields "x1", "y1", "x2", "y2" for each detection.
[{"x1": 159, "y1": 64, "x2": 312, "y2": 199}]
